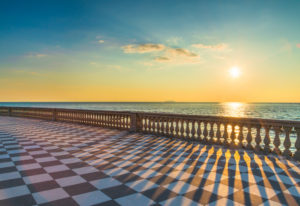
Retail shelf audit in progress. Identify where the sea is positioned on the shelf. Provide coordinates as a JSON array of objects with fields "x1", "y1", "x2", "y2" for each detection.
[{"x1": 0, "y1": 102, "x2": 299, "y2": 121}]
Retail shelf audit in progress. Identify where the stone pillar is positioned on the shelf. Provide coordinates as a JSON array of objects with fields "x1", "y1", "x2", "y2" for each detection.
[
  {"x1": 294, "y1": 127, "x2": 300, "y2": 161},
  {"x1": 130, "y1": 112, "x2": 137, "y2": 132},
  {"x1": 52, "y1": 109, "x2": 57, "y2": 121}
]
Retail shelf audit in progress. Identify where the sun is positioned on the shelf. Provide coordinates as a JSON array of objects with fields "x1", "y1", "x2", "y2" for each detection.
[{"x1": 229, "y1": 66, "x2": 241, "y2": 78}]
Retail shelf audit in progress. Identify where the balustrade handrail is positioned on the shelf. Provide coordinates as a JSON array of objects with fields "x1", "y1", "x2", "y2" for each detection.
[
  {"x1": 136, "y1": 111, "x2": 300, "y2": 126},
  {"x1": 0, "y1": 106, "x2": 299, "y2": 161}
]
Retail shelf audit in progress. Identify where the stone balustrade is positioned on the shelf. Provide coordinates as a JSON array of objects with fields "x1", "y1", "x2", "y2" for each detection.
[{"x1": 0, "y1": 106, "x2": 300, "y2": 161}]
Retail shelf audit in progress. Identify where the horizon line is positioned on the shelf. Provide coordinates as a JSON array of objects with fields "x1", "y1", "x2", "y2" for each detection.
[{"x1": 1, "y1": 101, "x2": 300, "y2": 104}]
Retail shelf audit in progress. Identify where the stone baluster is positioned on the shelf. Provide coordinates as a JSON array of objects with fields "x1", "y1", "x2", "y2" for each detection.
[
  {"x1": 170, "y1": 119, "x2": 174, "y2": 138},
  {"x1": 191, "y1": 120, "x2": 196, "y2": 141},
  {"x1": 110, "y1": 114, "x2": 113, "y2": 127},
  {"x1": 110, "y1": 114, "x2": 112, "y2": 127},
  {"x1": 283, "y1": 126, "x2": 292, "y2": 157},
  {"x1": 223, "y1": 123, "x2": 230, "y2": 146},
  {"x1": 230, "y1": 124, "x2": 236, "y2": 147},
  {"x1": 209, "y1": 122, "x2": 215, "y2": 144},
  {"x1": 216, "y1": 122, "x2": 221, "y2": 144},
  {"x1": 197, "y1": 121, "x2": 202, "y2": 141},
  {"x1": 294, "y1": 127, "x2": 300, "y2": 161},
  {"x1": 106, "y1": 114, "x2": 108, "y2": 126},
  {"x1": 117, "y1": 114, "x2": 120, "y2": 128},
  {"x1": 203, "y1": 121, "x2": 208, "y2": 143},
  {"x1": 152, "y1": 117, "x2": 156, "y2": 133},
  {"x1": 122, "y1": 116, "x2": 125, "y2": 128},
  {"x1": 115, "y1": 114, "x2": 118, "y2": 127},
  {"x1": 157, "y1": 118, "x2": 161, "y2": 134},
  {"x1": 107, "y1": 114, "x2": 110, "y2": 127},
  {"x1": 144, "y1": 117, "x2": 148, "y2": 132},
  {"x1": 263, "y1": 125, "x2": 271, "y2": 153},
  {"x1": 186, "y1": 120, "x2": 190, "y2": 140},
  {"x1": 237, "y1": 124, "x2": 244, "y2": 148},
  {"x1": 246, "y1": 125, "x2": 253, "y2": 150},
  {"x1": 175, "y1": 119, "x2": 179, "y2": 138},
  {"x1": 160, "y1": 118, "x2": 164, "y2": 135},
  {"x1": 147, "y1": 117, "x2": 150, "y2": 132},
  {"x1": 165, "y1": 119, "x2": 170, "y2": 136},
  {"x1": 273, "y1": 126, "x2": 281, "y2": 154},
  {"x1": 111, "y1": 114, "x2": 114, "y2": 127},
  {"x1": 124, "y1": 115, "x2": 128, "y2": 128},
  {"x1": 148, "y1": 117, "x2": 151, "y2": 132},
  {"x1": 180, "y1": 120, "x2": 185, "y2": 139},
  {"x1": 149, "y1": 118, "x2": 153, "y2": 132},
  {"x1": 254, "y1": 125, "x2": 262, "y2": 152}
]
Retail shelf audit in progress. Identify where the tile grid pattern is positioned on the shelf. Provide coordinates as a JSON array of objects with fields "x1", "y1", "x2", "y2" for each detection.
[{"x1": 0, "y1": 116, "x2": 299, "y2": 206}]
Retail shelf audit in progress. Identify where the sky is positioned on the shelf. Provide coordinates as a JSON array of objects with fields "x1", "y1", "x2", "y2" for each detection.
[{"x1": 1, "y1": 0, "x2": 300, "y2": 102}]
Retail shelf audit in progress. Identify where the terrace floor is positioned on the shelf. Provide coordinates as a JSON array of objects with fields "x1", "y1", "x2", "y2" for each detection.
[{"x1": 0, "y1": 116, "x2": 299, "y2": 206}]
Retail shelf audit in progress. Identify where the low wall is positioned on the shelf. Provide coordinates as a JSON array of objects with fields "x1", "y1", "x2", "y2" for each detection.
[{"x1": 0, "y1": 106, "x2": 299, "y2": 161}]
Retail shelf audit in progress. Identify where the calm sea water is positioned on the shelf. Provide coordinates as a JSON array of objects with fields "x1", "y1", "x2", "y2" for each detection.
[{"x1": 0, "y1": 102, "x2": 300, "y2": 121}]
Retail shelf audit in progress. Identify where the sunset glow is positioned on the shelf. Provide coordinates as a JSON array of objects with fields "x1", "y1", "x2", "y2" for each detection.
[{"x1": 0, "y1": 1, "x2": 300, "y2": 102}]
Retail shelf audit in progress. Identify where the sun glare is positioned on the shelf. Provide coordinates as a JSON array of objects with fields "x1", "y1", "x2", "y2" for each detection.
[{"x1": 229, "y1": 66, "x2": 241, "y2": 78}]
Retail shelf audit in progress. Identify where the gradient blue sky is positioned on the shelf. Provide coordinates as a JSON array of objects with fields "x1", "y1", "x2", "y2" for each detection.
[{"x1": 1, "y1": 0, "x2": 300, "y2": 102}]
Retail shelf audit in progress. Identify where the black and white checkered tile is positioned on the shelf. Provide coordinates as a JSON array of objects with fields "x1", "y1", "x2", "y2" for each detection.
[{"x1": 0, "y1": 116, "x2": 299, "y2": 206}]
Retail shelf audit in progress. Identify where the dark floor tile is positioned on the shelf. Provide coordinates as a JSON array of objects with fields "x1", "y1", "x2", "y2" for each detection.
[
  {"x1": 114, "y1": 173, "x2": 143, "y2": 183},
  {"x1": 93, "y1": 200, "x2": 121, "y2": 206},
  {"x1": 0, "y1": 194, "x2": 36, "y2": 206},
  {"x1": 19, "y1": 168, "x2": 46, "y2": 176},
  {"x1": 66, "y1": 161, "x2": 89, "y2": 169},
  {"x1": 227, "y1": 190, "x2": 267, "y2": 205},
  {"x1": 64, "y1": 182, "x2": 97, "y2": 196},
  {"x1": 184, "y1": 188, "x2": 221, "y2": 204},
  {"x1": 40, "y1": 197, "x2": 79, "y2": 206},
  {"x1": 55, "y1": 154, "x2": 73, "y2": 160},
  {"x1": 147, "y1": 175, "x2": 177, "y2": 185},
  {"x1": 27, "y1": 180, "x2": 60, "y2": 193},
  {"x1": 150, "y1": 166, "x2": 174, "y2": 174},
  {"x1": 39, "y1": 160, "x2": 62, "y2": 167},
  {"x1": 142, "y1": 186, "x2": 178, "y2": 202},
  {"x1": 0, "y1": 166, "x2": 17, "y2": 174},
  {"x1": 50, "y1": 170, "x2": 77, "y2": 179},
  {"x1": 0, "y1": 178, "x2": 25, "y2": 189},
  {"x1": 81, "y1": 171, "x2": 109, "y2": 181},
  {"x1": 124, "y1": 165, "x2": 147, "y2": 172},
  {"x1": 95, "y1": 163, "x2": 116, "y2": 170},
  {"x1": 101, "y1": 184, "x2": 136, "y2": 199},
  {"x1": 13, "y1": 159, "x2": 36, "y2": 165},
  {"x1": 270, "y1": 191, "x2": 300, "y2": 205}
]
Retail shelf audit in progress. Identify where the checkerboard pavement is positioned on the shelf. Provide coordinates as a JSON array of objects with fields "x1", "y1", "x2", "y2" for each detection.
[{"x1": 0, "y1": 116, "x2": 299, "y2": 206}]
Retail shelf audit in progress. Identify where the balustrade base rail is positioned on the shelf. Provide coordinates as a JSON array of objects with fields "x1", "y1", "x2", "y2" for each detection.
[{"x1": 0, "y1": 106, "x2": 299, "y2": 161}]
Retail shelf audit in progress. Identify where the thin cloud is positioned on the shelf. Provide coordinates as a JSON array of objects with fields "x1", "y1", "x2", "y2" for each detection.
[
  {"x1": 154, "y1": 56, "x2": 170, "y2": 62},
  {"x1": 26, "y1": 53, "x2": 48, "y2": 58},
  {"x1": 166, "y1": 48, "x2": 198, "y2": 57},
  {"x1": 192, "y1": 43, "x2": 228, "y2": 51},
  {"x1": 122, "y1": 43, "x2": 201, "y2": 65},
  {"x1": 122, "y1": 43, "x2": 165, "y2": 53},
  {"x1": 154, "y1": 48, "x2": 200, "y2": 64},
  {"x1": 98, "y1": 40, "x2": 105, "y2": 43}
]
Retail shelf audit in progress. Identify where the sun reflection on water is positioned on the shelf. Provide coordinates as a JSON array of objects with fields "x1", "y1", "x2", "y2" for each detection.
[{"x1": 221, "y1": 102, "x2": 247, "y2": 118}]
